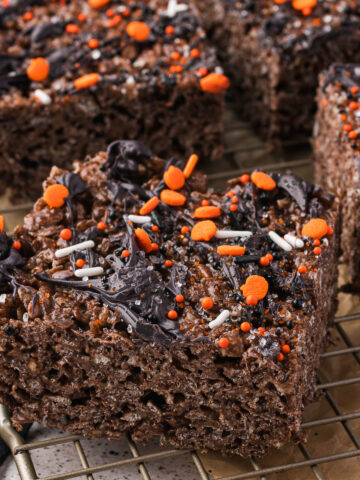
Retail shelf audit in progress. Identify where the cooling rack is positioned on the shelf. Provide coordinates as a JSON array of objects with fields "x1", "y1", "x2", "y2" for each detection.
[{"x1": 0, "y1": 108, "x2": 359, "y2": 480}]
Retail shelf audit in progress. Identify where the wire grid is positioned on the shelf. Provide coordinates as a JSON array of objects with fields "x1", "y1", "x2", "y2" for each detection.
[{"x1": 0, "y1": 115, "x2": 359, "y2": 480}]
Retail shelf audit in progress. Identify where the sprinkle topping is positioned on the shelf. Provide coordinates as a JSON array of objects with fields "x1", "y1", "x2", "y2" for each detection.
[
  {"x1": 241, "y1": 275, "x2": 269, "y2": 300},
  {"x1": 302, "y1": 218, "x2": 328, "y2": 239},
  {"x1": 251, "y1": 172, "x2": 276, "y2": 191},
  {"x1": 44, "y1": 184, "x2": 69, "y2": 208},
  {"x1": 191, "y1": 220, "x2": 217, "y2": 241}
]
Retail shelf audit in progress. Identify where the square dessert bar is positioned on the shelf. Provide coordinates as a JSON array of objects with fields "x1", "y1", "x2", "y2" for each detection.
[
  {"x1": 0, "y1": 0, "x2": 228, "y2": 199},
  {"x1": 193, "y1": 0, "x2": 360, "y2": 149},
  {"x1": 0, "y1": 140, "x2": 338, "y2": 457},
  {"x1": 314, "y1": 63, "x2": 360, "y2": 288}
]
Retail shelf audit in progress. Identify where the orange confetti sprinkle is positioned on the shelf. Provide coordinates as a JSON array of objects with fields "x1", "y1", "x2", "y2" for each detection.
[
  {"x1": 191, "y1": 220, "x2": 217, "y2": 241},
  {"x1": 301, "y1": 218, "x2": 328, "y2": 239},
  {"x1": 126, "y1": 21, "x2": 151, "y2": 41},
  {"x1": 134, "y1": 228, "x2": 152, "y2": 253},
  {"x1": 163, "y1": 166, "x2": 185, "y2": 190},
  {"x1": 217, "y1": 245, "x2": 245, "y2": 256},
  {"x1": 200, "y1": 73, "x2": 230, "y2": 94},
  {"x1": 194, "y1": 206, "x2": 221, "y2": 219},
  {"x1": 160, "y1": 189, "x2": 186, "y2": 206},
  {"x1": 44, "y1": 184, "x2": 69, "y2": 208},
  {"x1": 74, "y1": 73, "x2": 99, "y2": 89},
  {"x1": 27, "y1": 57, "x2": 49, "y2": 82},
  {"x1": 183, "y1": 154, "x2": 198, "y2": 179},
  {"x1": 88, "y1": 0, "x2": 110, "y2": 8},
  {"x1": 251, "y1": 172, "x2": 276, "y2": 191},
  {"x1": 0, "y1": 216, "x2": 4, "y2": 233},
  {"x1": 140, "y1": 196, "x2": 159, "y2": 215},
  {"x1": 292, "y1": 0, "x2": 316, "y2": 10},
  {"x1": 241, "y1": 275, "x2": 269, "y2": 300}
]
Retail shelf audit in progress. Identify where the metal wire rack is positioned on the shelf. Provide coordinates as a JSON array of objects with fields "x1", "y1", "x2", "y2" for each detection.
[{"x1": 0, "y1": 110, "x2": 359, "y2": 480}]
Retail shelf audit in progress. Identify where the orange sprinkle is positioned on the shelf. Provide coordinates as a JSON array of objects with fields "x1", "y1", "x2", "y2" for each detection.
[
  {"x1": 302, "y1": 6, "x2": 312, "y2": 16},
  {"x1": 134, "y1": 228, "x2": 152, "y2": 253},
  {"x1": 301, "y1": 218, "x2": 328, "y2": 239},
  {"x1": 171, "y1": 51, "x2": 181, "y2": 61},
  {"x1": 140, "y1": 196, "x2": 159, "y2": 215},
  {"x1": 190, "y1": 48, "x2": 200, "y2": 58},
  {"x1": 27, "y1": 57, "x2": 49, "y2": 82},
  {"x1": 23, "y1": 11, "x2": 33, "y2": 21},
  {"x1": 165, "y1": 259, "x2": 173, "y2": 267},
  {"x1": 169, "y1": 65, "x2": 183, "y2": 74},
  {"x1": 200, "y1": 73, "x2": 230, "y2": 94},
  {"x1": 122, "y1": 249, "x2": 130, "y2": 258},
  {"x1": 191, "y1": 220, "x2": 217, "y2": 241},
  {"x1": 313, "y1": 239, "x2": 320, "y2": 246},
  {"x1": 231, "y1": 197, "x2": 238, "y2": 204},
  {"x1": 76, "y1": 258, "x2": 85, "y2": 268},
  {"x1": 201, "y1": 199, "x2": 210, "y2": 207},
  {"x1": 175, "y1": 294, "x2": 184, "y2": 303},
  {"x1": 108, "y1": 15, "x2": 121, "y2": 28},
  {"x1": 106, "y1": 8, "x2": 114, "y2": 17},
  {"x1": 168, "y1": 310, "x2": 178, "y2": 320},
  {"x1": 74, "y1": 73, "x2": 100, "y2": 89},
  {"x1": 313, "y1": 246, "x2": 322, "y2": 255},
  {"x1": 266, "y1": 253, "x2": 273, "y2": 261},
  {"x1": 281, "y1": 345, "x2": 291, "y2": 354},
  {"x1": 227, "y1": 191, "x2": 235, "y2": 198},
  {"x1": 260, "y1": 256, "x2": 270, "y2": 266},
  {"x1": 44, "y1": 184, "x2": 69, "y2": 208},
  {"x1": 181, "y1": 226, "x2": 190, "y2": 234},
  {"x1": 88, "y1": 38, "x2": 99, "y2": 49},
  {"x1": 251, "y1": 172, "x2": 276, "y2": 191},
  {"x1": 349, "y1": 101, "x2": 358, "y2": 111},
  {"x1": 321, "y1": 98, "x2": 327, "y2": 107},
  {"x1": 152, "y1": 225, "x2": 159, "y2": 232},
  {"x1": 0, "y1": 216, "x2": 4, "y2": 233},
  {"x1": 351, "y1": 86, "x2": 359, "y2": 95},
  {"x1": 240, "y1": 321, "x2": 251, "y2": 332},
  {"x1": 292, "y1": 0, "x2": 316, "y2": 10},
  {"x1": 327, "y1": 226, "x2": 334, "y2": 235},
  {"x1": 183, "y1": 153, "x2": 198, "y2": 179},
  {"x1": 241, "y1": 275, "x2": 268, "y2": 300},
  {"x1": 217, "y1": 245, "x2": 245, "y2": 256},
  {"x1": 12, "y1": 241, "x2": 21, "y2": 250},
  {"x1": 277, "y1": 353, "x2": 284, "y2": 362},
  {"x1": 343, "y1": 124, "x2": 352, "y2": 132},
  {"x1": 126, "y1": 21, "x2": 151, "y2": 41},
  {"x1": 160, "y1": 189, "x2": 186, "y2": 206},
  {"x1": 194, "y1": 206, "x2": 221, "y2": 219},
  {"x1": 151, "y1": 242, "x2": 159, "y2": 251},
  {"x1": 78, "y1": 13, "x2": 86, "y2": 21},
  {"x1": 122, "y1": 8, "x2": 130, "y2": 16},
  {"x1": 60, "y1": 228, "x2": 72, "y2": 240},
  {"x1": 164, "y1": 166, "x2": 185, "y2": 190},
  {"x1": 165, "y1": 25, "x2": 174, "y2": 35},
  {"x1": 298, "y1": 265, "x2": 307, "y2": 274},
  {"x1": 229, "y1": 204, "x2": 238, "y2": 212},
  {"x1": 240, "y1": 174, "x2": 250, "y2": 184},
  {"x1": 246, "y1": 295, "x2": 258, "y2": 306},
  {"x1": 218, "y1": 337, "x2": 229, "y2": 348},
  {"x1": 66, "y1": 24, "x2": 80, "y2": 34},
  {"x1": 201, "y1": 297, "x2": 214, "y2": 309},
  {"x1": 88, "y1": 0, "x2": 110, "y2": 7},
  {"x1": 349, "y1": 130, "x2": 357, "y2": 139}
]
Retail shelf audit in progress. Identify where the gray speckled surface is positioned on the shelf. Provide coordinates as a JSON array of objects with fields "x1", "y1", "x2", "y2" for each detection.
[{"x1": 0, "y1": 423, "x2": 202, "y2": 479}]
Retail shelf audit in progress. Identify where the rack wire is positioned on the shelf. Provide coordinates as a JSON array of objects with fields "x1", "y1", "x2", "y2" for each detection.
[{"x1": 0, "y1": 109, "x2": 359, "y2": 480}]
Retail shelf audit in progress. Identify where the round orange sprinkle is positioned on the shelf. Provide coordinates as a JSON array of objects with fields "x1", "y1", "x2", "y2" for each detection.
[
  {"x1": 351, "y1": 86, "x2": 359, "y2": 95},
  {"x1": 171, "y1": 51, "x2": 181, "y2": 61},
  {"x1": 74, "y1": 73, "x2": 100, "y2": 89},
  {"x1": 240, "y1": 321, "x2": 251, "y2": 332},
  {"x1": 266, "y1": 253, "x2": 273, "y2": 261},
  {"x1": 122, "y1": 249, "x2": 130, "y2": 258},
  {"x1": 227, "y1": 191, "x2": 235, "y2": 198},
  {"x1": 313, "y1": 239, "x2": 320, "y2": 246},
  {"x1": 78, "y1": 13, "x2": 86, "y2": 21},
  {"x1": 23, "y1": 11, "x2": 33, "y2": 21},
  {"x1": 164, "y1": 166, "x2": 185, "y2": 190},
  {"x1": 302, "y1": 6, "x2": 312, "y2": 16},
  {"x1": 343, "y1": 124, "x2": 352, "y2": 132},
  {"x1": 191, "y1": 220, "x2": 217, "y2": 241},
  {"x1": 194, "y1": 206, "x2": 221, "y2": 219},
  {"x1": 140, "y1": 196, "x2": 159, "y2": 215},
  {"x1": 76, "y1": 258, "x2": 85, "y2": 268},
  {"x1": 230, "y1": 205, "x2": 238, "y2": 212},
  {"x1": 201, "y1": 297, "x2": 214, "y2": 309},
  {"x1": 165, "y1": 259, "x2": 173, "y2": 267},
  {"x1": 106, "y1": 8, "x2": 114, "y2": 17},
  {"x1": 218, "y1": 337, "x2": 229, "y2": 348},
  {"x1": 258, "y1": 327, "x2": 265, "y2": 334},
  {"x1": 301, "y1": 218, "x2": 328, "y2": 239},
  {"x1": 190, "y1": 48, "x2": 199, "y2": 58},
  {"x1": 175, "y1": 294, "x2": 184, "y2": 303},
  {"x1": 97, "y1": 221, "x2": 106, "y2": 230},
  {"x1": 168, "y1": 310, "x2": 178, "y2": 320},
  {"x1": 251, "y1": 172, "x2": 276, "y2": 191},
  {"x1": 321, "y1": 98, "x2": 328, "y2": 107},
  {"x1": 327, "y1": 226, "x2": 334, "y2": 235},
  {"x1": 108, "y1": 15, "x2": 121, "y2": 28},
  {"x1": 198, "y1": 67, "x2": 208, "y2": 77},
  {"x1": 88, "y1": 0, "x2": 110, "y2": 8},
  {"x1": 152, "y1": 225, "x2": 159, "y2": 232},
  {"x1": 231, "y1": 197, "x2": 238, "y2": 204},
  {"x1": 281, "y1": 344, "x2": 291, "y2": 354},
  {"x1": 277, "y1": 353, "x2": 284, "y2": 361},
  {"x1": 181, "y1": 226, "x2": 190, "y2": 234},
  {"x1": 160, "y1": 189, "x2": 186, "y2": 206},
  {"x1": 298, "y1": 265, "x2": 307, "y2": 274},
  {"x1": 240, "y1": 174, "x2": 250, "y2": 184},
  {"x1": 241, "y1": 275, "x2": 269, "y2": 300},
  {"x1": 260, "y1": 256, "x2": 270, "y2": 266},
  {"x1": 134, "y1": 228, "x2": 152, "y2": 253},
  {"x1": 313, "y1": 246, "x2": 322, "y2": 255},
  {"x1": 349, "y1": 130, "x2": 357, "y2": 139},
  {"x1": 66, "y1": 24, "x2": 80, "y2": 34},
  {"x1": 200, "y1": 73, "x2": 230, "y2": 94},
  {"x1": 122, "y1": 8, "x2": 130, "y2": 16},
  {"x1": 44, "y1": 184, "x2": 69, "y2": 208},
  {"x1": 126, "y1": 21, "x2": 151, "y2": 41},
  {"x1": 292, "y1": 0, "x2": 317, "y2": 10},
  {"x1": 201, "y1": 199, "x2": 210, "y2": 207},
  {"x1": 151, "y1": 242, "x2": 159, "y2": 251},
  {"x1": 88, "y1": 38, "x2": 99, "y2": 49},
  {"x1": 0, "y1": 216, "x2": 4, "y2": 233},
  {"x1": 165, "y1": 25, "x2": 174, "y2": 35},
  {"x1": 12, "y1": 241, "x2": 21, "y2": 250},
  {"x1": 349, "y1": 101, "x2": 358, "y2": 111},
  {"x1": 183, "y1": 153, "x2": 198, "y2": 179},
  {"x1": 246, "y1": 295, "x2": 258, "y2": 306},
  {"x1": 217, "y1": 245, "x2": 245, "y2": 256},
  {"x1": 60, "y1": 228, "x2": 72, "y2": 240},
  {"x1": 27, "y1": 57, "x2": 49, "y2": 82}
]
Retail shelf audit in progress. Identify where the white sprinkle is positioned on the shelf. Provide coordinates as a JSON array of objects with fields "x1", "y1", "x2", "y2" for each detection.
[
  {"x1": 126, "y1": 75, "x2": 135, "y2": 85},
  {"x1": 83, "y1": 277, "x2": 89, "y2": 282},
  {"x1": 161, "y1": 0, "x2": 188, "y2": 18},
  {"x1": 74, "y1": 267, "x2": 104, "y2": 278},
  {"x1": 284, "y1": 234, "x2": 304, "y2": 249},
  {"x1": 127, "y1": 214, "x2": 151, "y2": 224},
  {"x1": 0, "y1": 294, "x2": 6, "y2": 304},
  {"x1": 91, "y1": 49, "x2": 101, "y2": 60},
  {"x1": 209, "y1": 310, "x2": 230, "y2": 329},
  {"x1": 268, "y1": 231, "x2": 292, "y2": 252},
  {"x1": 23, "y1": 312, "x2": 29, "y2": 323},
  {"x1": 323, "y1": 238, "x2": 329, "y2": 247},
  {"x1": 55, "y1": 240, "x2": 95, "y2": 258},
  {"x1": 215, "y1": 230, "x2": 252, "y2": 239},
  {"x1": 34, "y1": 89, "x2": 51, "y2": 105}
]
